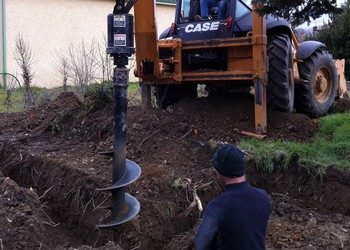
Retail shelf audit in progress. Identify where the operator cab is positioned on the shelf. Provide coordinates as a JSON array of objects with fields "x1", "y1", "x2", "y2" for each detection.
[
  {"x1": 158, "y1": 0, "x2": 291, "y2": 73},
  {"x1": 162, "y1": 0, "x2": 252, "y2": 41}
]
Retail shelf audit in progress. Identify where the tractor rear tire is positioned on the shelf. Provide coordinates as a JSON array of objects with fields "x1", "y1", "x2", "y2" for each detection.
[
  {"x1": 295, "y1": 50, "x2": 338, "y2": 117},
  {"x1": 155, "y1": 84, "x2": 197, "y2": 108},
  {"x1": 267, "y1": 34, "x2": 295, "y2": 113}
]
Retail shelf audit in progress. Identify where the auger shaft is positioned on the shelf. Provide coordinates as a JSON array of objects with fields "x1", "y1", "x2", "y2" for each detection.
[
  {"x1": 111, "y1": 66, "x2": 128, "y2": 220},
  {"x1": 97, "y1": 0, "x2": 141, "y2": 229}
]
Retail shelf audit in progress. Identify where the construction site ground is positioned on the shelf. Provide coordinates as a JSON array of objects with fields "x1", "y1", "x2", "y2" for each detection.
[{"x1": 0, "y1": 91, "x2": 350, "y2": 249}]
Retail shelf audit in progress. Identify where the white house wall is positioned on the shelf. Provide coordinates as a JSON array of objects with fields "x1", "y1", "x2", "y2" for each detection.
[
  {"x1": 0, "y1": 1, "x2": 4, "y2": 77},
  {"x1": 6, "y1": 0, "x2": 175, "y2": 87}
]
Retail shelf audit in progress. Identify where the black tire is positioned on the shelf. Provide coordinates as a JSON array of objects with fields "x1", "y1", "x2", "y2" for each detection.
[
  {"x1": 267, "y1": 34, "x2": 295, "y2": 112},
  {"x1": 154, "y1": 84, "x2": 197, "y2": 108},
  {"x1": 295, "y1": 50, "x2": 338, "y2": 117}
]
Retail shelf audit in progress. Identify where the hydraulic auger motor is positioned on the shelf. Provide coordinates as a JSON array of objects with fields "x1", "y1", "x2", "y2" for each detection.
[{"x1": 97, "y1": 0, "x2": 141, "y2": 229}]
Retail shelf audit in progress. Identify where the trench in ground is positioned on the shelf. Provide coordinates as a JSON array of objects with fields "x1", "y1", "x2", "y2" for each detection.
[
  {"x1": 1, "y1": 148, "x2": 350, "y2": 249},
  {"x1": 1, "y1": 148, "x2": 201, "y2": 249}
]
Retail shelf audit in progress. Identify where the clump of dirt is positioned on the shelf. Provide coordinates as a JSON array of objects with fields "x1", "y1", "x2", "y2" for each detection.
[
  {"x1": 268, "y1": 194, "x2": 350, "y2": 249},
  {"x1": 0, "y1": 172, "x2": 55, "y2": 249},
  {"x1": 64, "y1": 241, "x2": 123, "y2": 250},
  {"x1": 0, "y1": 92, "x2": 83, "y2": 138},
  {"x1": 30, "y1": 92, "x2": 83, "y2": 133},
  {"x1": 331, "y1": 97, "x2": 350, "y2": 114},
  {"x1": 267, "y1": 111, "x2": 318, "y2": 142}
]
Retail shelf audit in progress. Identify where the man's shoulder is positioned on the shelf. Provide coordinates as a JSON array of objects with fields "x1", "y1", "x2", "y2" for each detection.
[
  {"x1": 245, "y1": 185, "x2": 269, "y2": 200},
  {"x1": 250, "y1": 185, "x2": 269, "y2": 195},
  {"x1": 207, "y1": 189, "x2": 240, "y2": 208},
  {"x1": 225, "y1": 184, "x2": 270, "y2": 202},
  {"x1": 207, "y1": 184, "x2": 269, "y2": 206},
  {"x1": 205, "y1": 193, "x2": 229, "y2": 213},
  {"x1": 225, "y1": 183, "x2": 269, "y2": 196},
  {"x1": 206, "y1": 195, "x2": 223, "y2": 208}
]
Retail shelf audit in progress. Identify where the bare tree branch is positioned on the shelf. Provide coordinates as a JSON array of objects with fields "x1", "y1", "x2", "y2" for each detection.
[
  {"x1": 14, "y1": 34, "x2": 35, "y2": 109},
  {"x1": 95, "y1": 35, "x2": 113, "y2": 83},
  {"x1": 51, "y1": 50, "x2": 70, "y2": 91},
  {"x1": 67, "y1": 40, "x2": 97, "y2": 93}
]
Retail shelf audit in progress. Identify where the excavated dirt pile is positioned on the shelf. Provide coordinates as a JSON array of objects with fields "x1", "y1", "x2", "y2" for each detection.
[
  {"x1": 0, "y1": 171, "x2": 51, "y2": 249},
  {"x1": 0, "y1": 92, "x2": 349, "y2": 249}
]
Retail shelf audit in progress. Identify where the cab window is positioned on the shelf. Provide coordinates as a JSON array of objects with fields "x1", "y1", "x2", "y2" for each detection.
[
  {"x1": 242, "y1": 0, "x2": 252, "y2": 7},
  {"x1": 180, "y1": 0, "x2": 191, "y2": 22},
  {"x1": 236, "y1": 0, "x2": 251, "y2": 19}
]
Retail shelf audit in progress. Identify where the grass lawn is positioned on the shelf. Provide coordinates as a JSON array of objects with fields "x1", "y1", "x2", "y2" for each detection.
[
  {"x1": 128, "y1": 82, "x2": 140, "y2": 94},
  {"x1": 0, "y1": 88, "x2": 25, "y2": 112},
  {"x1": 0, "y1": 87, "x2": 45, "y2": 113},
  {"x1": 1, "y1": 82, "x2": 141, "y2": 113},
  {"x1": 240, "y1": 112, "x2": 350, "y2": 175}
]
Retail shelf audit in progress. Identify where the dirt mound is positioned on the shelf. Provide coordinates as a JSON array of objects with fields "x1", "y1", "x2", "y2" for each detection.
[
  {"x1": 1, "y1": 92, "x2": 319, "y2": 144},
  {"x1": 331, "y1": 97, "x2": 350, "y2": 114},
  {"x1": 268, "y1": 194, "x2": 350, "y2": 249},
  {"x1": 0, "y1": 92, "x2": 82, "y2": 137},
  {"x1": 267, "y1": 111, "x2": 318, "y2": 142},
  {"x1": 0, "y1": 173, "x2": 53, "y2": 249},
  {"x1": 121, "y1": 94, "x2": 318, "y2": 155},
  {"x1": 30, "y1": 92, "x2": 83, "y2": 133},
  {"x1": 172, "y1": 94, "x2": 318, "y2": 142}
]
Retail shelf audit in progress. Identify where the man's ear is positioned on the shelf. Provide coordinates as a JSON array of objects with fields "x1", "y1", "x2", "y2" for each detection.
[{"x1": 215, "y1": 170, "x2": 225, "y2": 185}]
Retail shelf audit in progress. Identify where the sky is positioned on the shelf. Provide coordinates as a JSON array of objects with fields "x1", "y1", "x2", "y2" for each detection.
[{"x1": 301, "y1": 0, "x2": 346, "y2": 28}]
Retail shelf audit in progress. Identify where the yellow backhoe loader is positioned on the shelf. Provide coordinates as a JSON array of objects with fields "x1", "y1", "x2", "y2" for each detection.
[
  {"x1": 133, "y1": 0, "x2": 347, "y2": 134},
  {"x1": 99, "y1": 0, "x2": 347, "y2": 229}
]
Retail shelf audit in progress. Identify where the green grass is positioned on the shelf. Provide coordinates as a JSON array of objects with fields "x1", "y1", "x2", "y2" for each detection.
[
  {"x1": 240, "y1": 112, "x2": 350, "y2": 175},
  {"x1": 0, "y1": 86, "x2": 51, "y2": 112},
  {"x1": 0, "y1": 88, "x2": 25, "y2": 112},
  {"x1": 128, "y1": 82, "x2": 140, "y2": 94},
  {"x1": 1, "y1": 82, "x2": 141, "y2": 113}
]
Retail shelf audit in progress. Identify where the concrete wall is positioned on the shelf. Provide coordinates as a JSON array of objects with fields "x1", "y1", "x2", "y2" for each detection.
[{"x1": 6, "y1": 0, "x2": 175, "y2": 87}]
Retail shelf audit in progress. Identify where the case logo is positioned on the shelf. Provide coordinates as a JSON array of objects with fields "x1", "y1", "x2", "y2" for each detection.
[{"x1": 184, "y1": 22, "x2": 220, "y2": 33}]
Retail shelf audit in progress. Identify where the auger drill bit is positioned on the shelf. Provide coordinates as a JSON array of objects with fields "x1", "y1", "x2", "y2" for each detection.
[{"x1": 97, "y1": 0, "x2": 141, "y2": 229}]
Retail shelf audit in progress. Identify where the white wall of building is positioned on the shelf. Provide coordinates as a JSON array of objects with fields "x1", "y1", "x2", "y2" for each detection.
[
  {"x1": 0, "y1": 1, "x2": 4, "y2": 77},
  {"x1": 6, "y1": 0, "x2": 175, "y2": 87}
]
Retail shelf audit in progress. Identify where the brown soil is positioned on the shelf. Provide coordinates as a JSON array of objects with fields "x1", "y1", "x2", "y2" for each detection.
[
  {"x1": 0, "y1": 172, "x2": 51, "y2": 249},
  {"x1": 0, "y1": 92, "x2": 349, "y2": 249},
  {"x1": 331, "y1": 97, "x2": 350, "y2": 114}
]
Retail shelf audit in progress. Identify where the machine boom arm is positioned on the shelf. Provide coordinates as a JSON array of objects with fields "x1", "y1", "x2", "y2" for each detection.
[{"x1": 134, "y1": 0, "x2": 159, "y2": 78}]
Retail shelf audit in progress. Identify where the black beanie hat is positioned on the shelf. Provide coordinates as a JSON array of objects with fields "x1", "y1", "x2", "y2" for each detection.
[{"x1": 213, "y1": 144, "x2": 246, "y2": 177}]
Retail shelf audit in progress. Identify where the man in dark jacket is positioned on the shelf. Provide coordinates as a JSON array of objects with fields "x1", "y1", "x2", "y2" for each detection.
[{"x1": 195, "y1": 144, "x2": 271, "y2": 250}]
